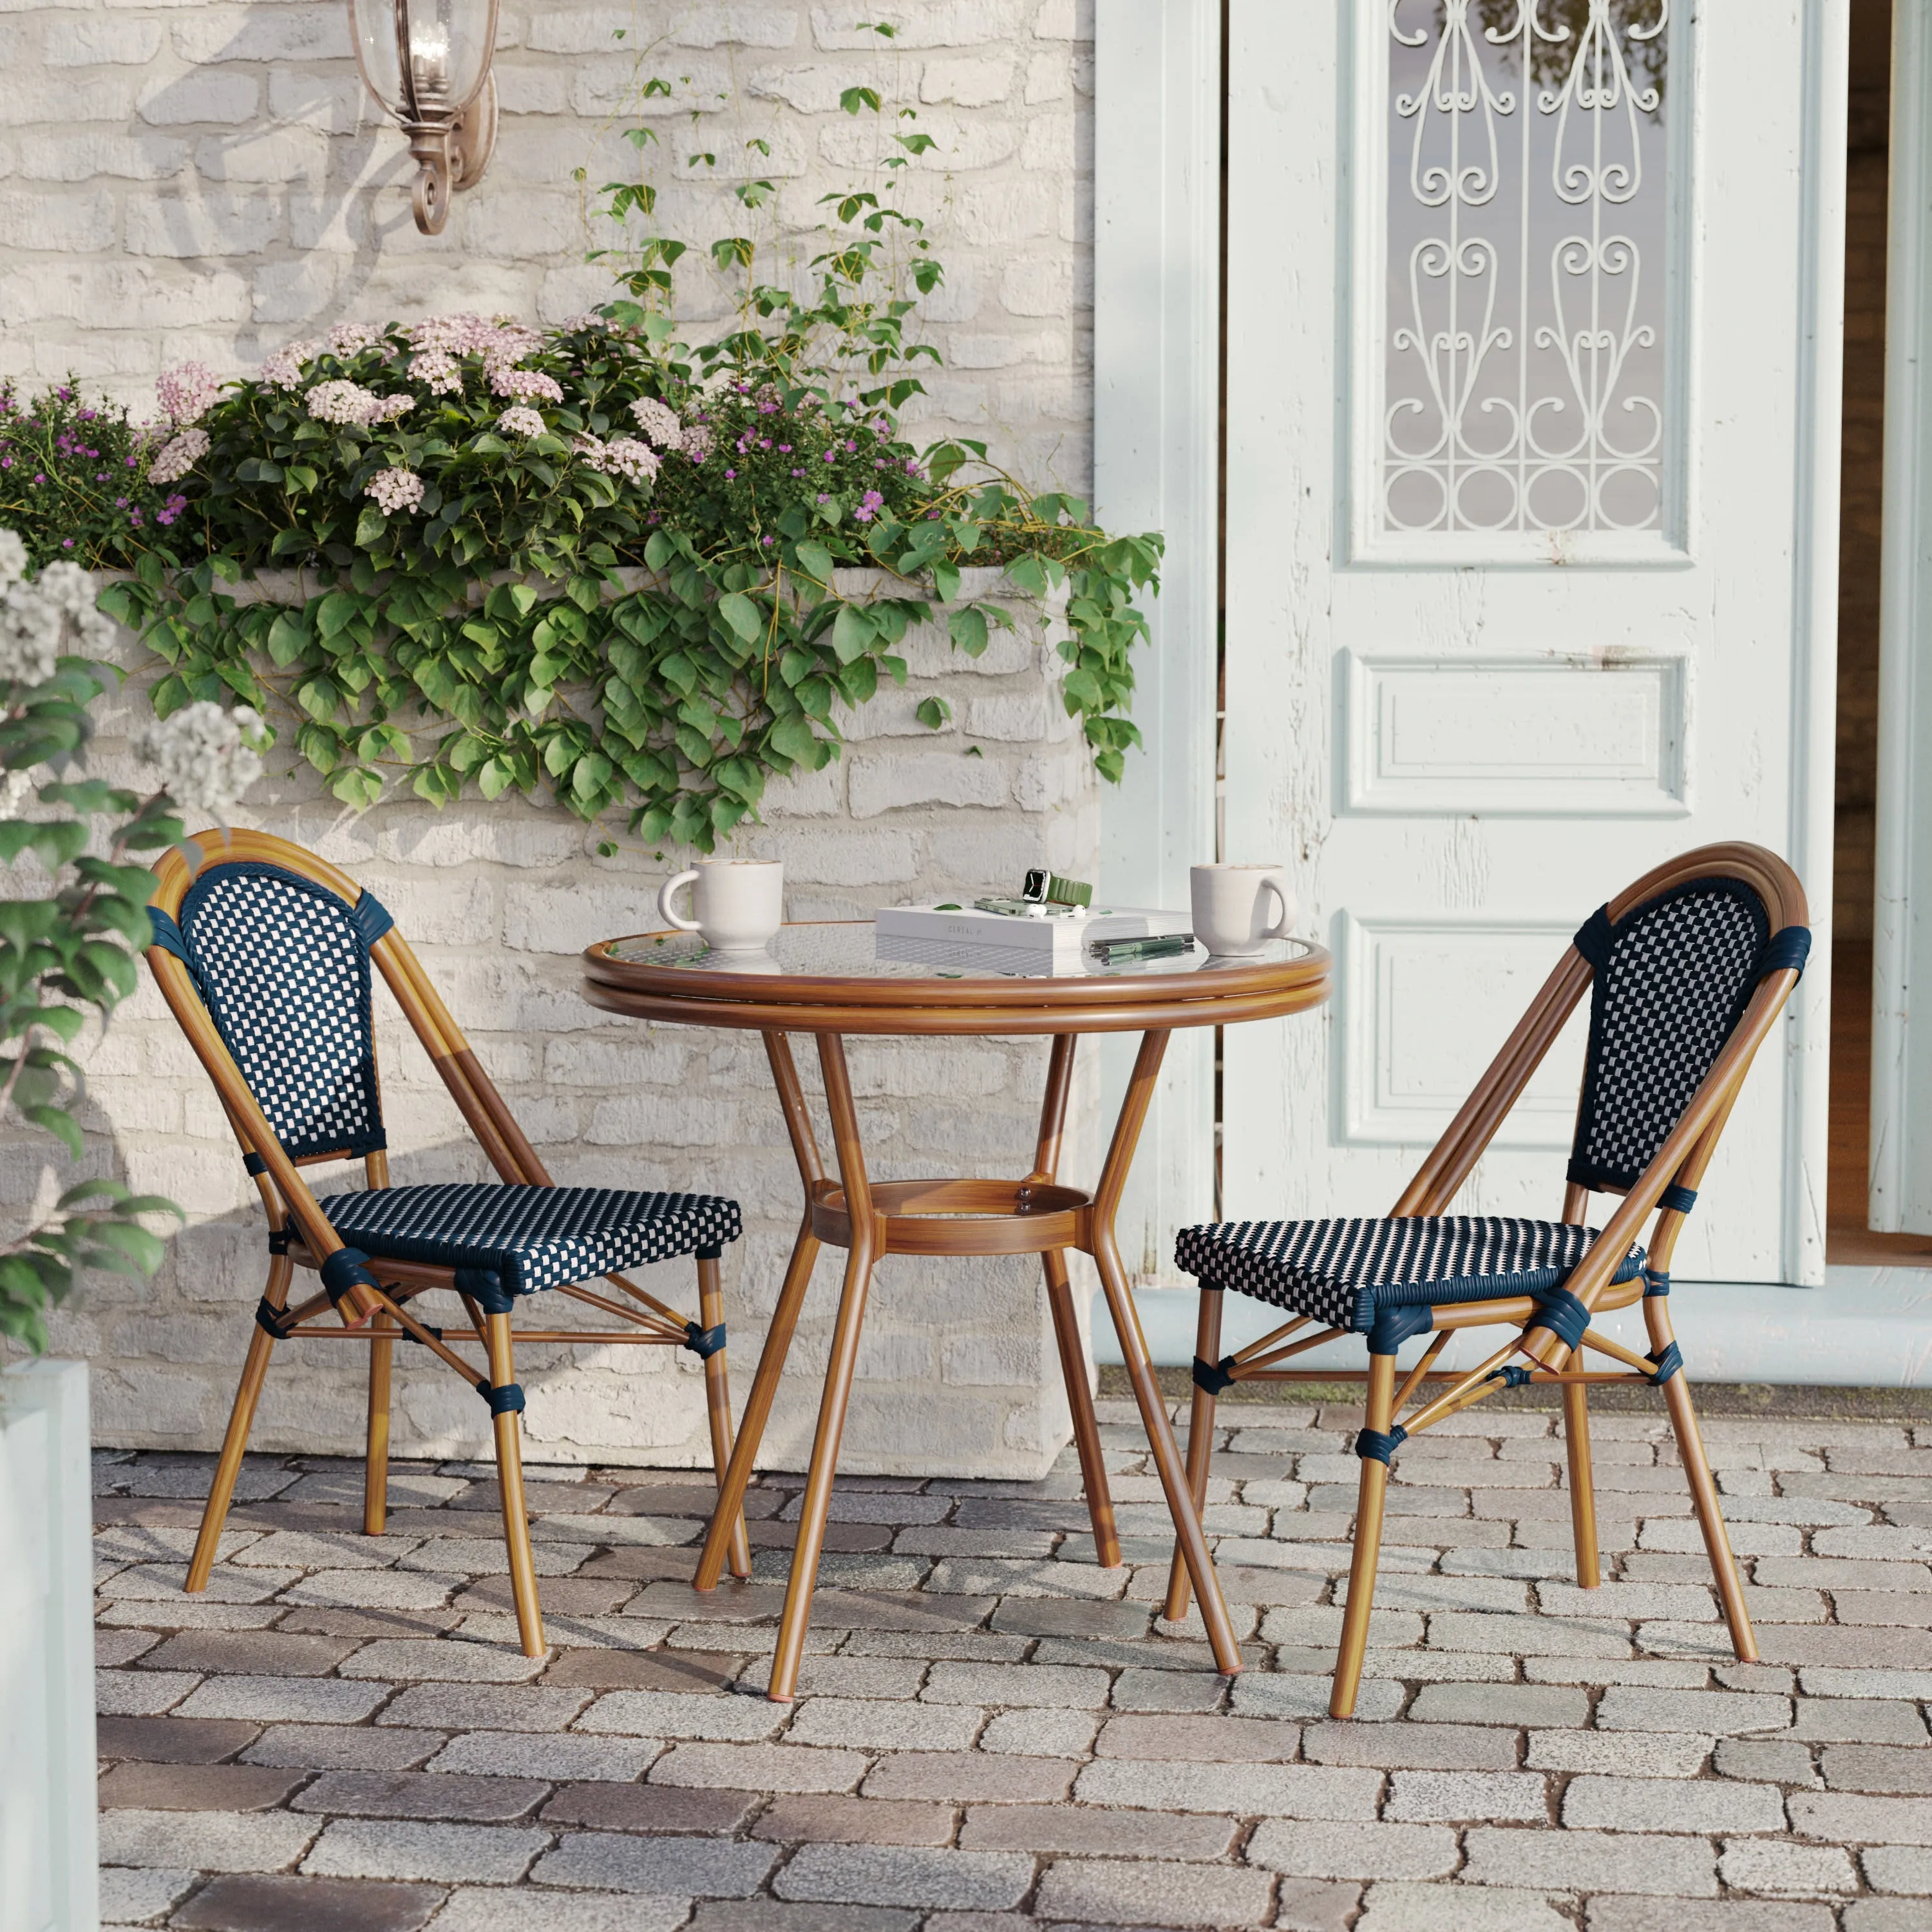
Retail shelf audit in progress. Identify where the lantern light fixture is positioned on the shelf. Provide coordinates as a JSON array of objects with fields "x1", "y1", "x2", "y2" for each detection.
[{"x1": 348, "y1": 0, "x2": 501, "y2": 235}]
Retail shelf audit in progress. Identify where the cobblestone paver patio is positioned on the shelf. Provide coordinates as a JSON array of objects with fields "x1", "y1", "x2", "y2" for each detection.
[{"x1": 90, "y1": 1397, "x2": 1932, "y2": 1931}]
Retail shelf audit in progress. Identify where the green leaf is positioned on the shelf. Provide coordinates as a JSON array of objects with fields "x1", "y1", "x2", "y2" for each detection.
[
  {"x1": 948, "y1": 605, "x2": 989, "y2": 658},
  {"x1": 793, "y1": 540, "x2": 836, "y2": 585},
  {"x1": 717, "y1": 591, "x2": 762, "y2": 643},
  {"x1": 831, "y1": 603, "x2": 876, "y2": 664},
  {"x1": 915, "y1": 696, "x2": 951, "y2": 731}
]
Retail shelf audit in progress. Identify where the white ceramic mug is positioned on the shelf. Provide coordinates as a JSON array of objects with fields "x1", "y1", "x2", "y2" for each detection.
[
  {"x1": 1190, "y1": 863, "x2": 1295, "y2": 957},
  {"x1": 657, "y1": 858, "x2": 784, "y2": 953}
]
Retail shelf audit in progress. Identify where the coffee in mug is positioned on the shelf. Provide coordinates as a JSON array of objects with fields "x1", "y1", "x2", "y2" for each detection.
[
  {"x1": 657, "y1": 858, "x2": 784, "y2": 953},
  {"x1": 1190, "y1": 863, "x2": 1295, "y2": 957}
]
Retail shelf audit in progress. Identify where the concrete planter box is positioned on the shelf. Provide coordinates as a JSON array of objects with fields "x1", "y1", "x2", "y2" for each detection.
[
  {"x1": 0, "y1": 1359, "x2": 98, "y2": 1932},
  {"x1": 60, "y1": 571, "x2": 1101, "y2": 1479}
]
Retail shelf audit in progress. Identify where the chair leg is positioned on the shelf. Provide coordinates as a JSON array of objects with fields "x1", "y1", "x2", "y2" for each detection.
[
  {"x1": 696, "y1": 1249, "x2": 752, "y2": 1581},
  {"x1": 1331, "y1": 1350, "x2": 1397, "y2": 1719},
  {"x1": 1561, "y1": 1356, "x2": 1600, "y2": 1589},
  {"x1": 694, "y1": 1218, "x2": 819, "y2": 1591},
  {"x1": 187, "y1": 1261, "x2": 287, "y2": 1593},
  {"x1": 484, "y1": 1310, "x2": 545, "y2": 1658},
  {"x1": 1164, "y1": 1286, "x2": 1225, "y2": 1624},
  {"x1": 1649, "y1": 1303, "x2": 1756, "y2": 1661},
  {"x1": 365, "y1": 1309, "x2": 395, "y2": 1537},
  {"x1": 1044, "y1": 1246, "x2": 1120, "y2": 1569}
]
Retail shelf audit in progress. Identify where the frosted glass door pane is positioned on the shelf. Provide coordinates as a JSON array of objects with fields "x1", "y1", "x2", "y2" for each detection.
[{"x1": 1383, "y1": 1, "x2": 1672, "y2": 536}]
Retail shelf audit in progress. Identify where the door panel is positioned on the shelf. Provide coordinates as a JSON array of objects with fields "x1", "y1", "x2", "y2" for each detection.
[{"x1": 1223, "y1": 0, "x2": 1841, "y2": 1282}]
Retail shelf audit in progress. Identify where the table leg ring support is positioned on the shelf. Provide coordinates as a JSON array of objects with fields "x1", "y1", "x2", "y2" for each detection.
[
  {"x1": 478, "y1": 1381, "x2": 526, "y2": 1415},
  {"x1": 685, "y1": 1321, "x2": 727, "y2": 1359}
]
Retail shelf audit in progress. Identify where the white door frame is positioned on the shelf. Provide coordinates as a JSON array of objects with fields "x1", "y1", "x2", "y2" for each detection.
[
  {"x1": 1093, "y1": 1, "x2": 1846, "y2": 1305},
  {"x1": 1092, "y1": 0, "x2": 1221, "y2": 1276},
  {"x1": 1873, "y1": 0, "x2": 1932, "y2": 1234}
]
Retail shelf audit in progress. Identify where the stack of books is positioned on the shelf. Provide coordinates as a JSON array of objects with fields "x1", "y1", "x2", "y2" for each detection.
[{"x1": 875, "y1": 900, "x2": 1195, "y2": 974}]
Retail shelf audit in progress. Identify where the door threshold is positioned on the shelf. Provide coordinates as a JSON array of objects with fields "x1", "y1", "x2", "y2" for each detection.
[{"x1": 1826, "y1": 1228, "x2": 1932, "y2": 1267}]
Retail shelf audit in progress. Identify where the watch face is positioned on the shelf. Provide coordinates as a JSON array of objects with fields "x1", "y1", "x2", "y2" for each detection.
[{"x1": 1022, "y1": 868, "x2": 1049, "y2": 902}]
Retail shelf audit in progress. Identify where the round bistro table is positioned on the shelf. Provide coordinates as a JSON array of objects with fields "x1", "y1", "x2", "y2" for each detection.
[{"x1": 582, "y1": 921, "x2": 1331, "y2": 1701}]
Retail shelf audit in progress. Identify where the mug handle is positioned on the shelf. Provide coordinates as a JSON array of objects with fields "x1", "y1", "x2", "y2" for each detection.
[
  {"x1": 1260, "y1": 869, "x2": 1293, "y2": 940},
  {"x1": 658, "y1": 869, "x2": 701, "y2": 933}
]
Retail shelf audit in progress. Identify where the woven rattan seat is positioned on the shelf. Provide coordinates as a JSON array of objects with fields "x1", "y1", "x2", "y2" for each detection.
[
  {"x1": 1174, "y1": 1216, "x2": 1645, "y2": 1336},
  {"x1": 318, "y1": 1183, "x2": 742, "y2": 1298}
]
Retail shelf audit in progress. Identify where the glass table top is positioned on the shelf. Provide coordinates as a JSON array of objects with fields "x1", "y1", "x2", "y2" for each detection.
[{"x1": 599, "y1": 921, "x2": 1317, "y2": 985}]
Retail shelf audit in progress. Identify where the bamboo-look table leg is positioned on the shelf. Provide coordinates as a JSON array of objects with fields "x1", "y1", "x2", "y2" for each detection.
[{"x1": 692, "y1": 1023, "x2": 1242, "y2": 1703}]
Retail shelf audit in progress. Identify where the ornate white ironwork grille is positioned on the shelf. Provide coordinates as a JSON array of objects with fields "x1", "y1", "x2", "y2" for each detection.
[{"x1": 1382, "y1": 1, "x2": 1671, "y2": 538}]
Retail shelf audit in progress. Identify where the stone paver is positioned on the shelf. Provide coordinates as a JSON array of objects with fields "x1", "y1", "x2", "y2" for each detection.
[{"x1": 91, "y1": 1416, "x2": 1932, "y2": 1928}]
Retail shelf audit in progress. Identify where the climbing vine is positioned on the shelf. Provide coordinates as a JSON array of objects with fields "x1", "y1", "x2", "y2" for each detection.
[{"x1": 5, "y1": 71, "x2": 1160, "y2": 853}]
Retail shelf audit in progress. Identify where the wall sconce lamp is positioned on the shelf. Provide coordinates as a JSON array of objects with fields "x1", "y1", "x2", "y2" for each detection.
[{"x1": 349, "y1": 0, "x2": 501, "y2": 235}]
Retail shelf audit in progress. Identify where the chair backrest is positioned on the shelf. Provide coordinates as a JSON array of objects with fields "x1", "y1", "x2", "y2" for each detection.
[
  {"x1": 166, "y1": 858, "x2": 391, "y2": 1164},
  {"x1": 1566, "y1": 875, "x2": 1783, "y2": 1195},
  {"x1": 1393, "y1": 842, "x2": 1810, "y2": 1233}
]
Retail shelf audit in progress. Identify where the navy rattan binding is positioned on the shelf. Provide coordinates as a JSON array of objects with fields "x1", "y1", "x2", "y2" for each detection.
[
  {"x1": 1566, "y1": 878, "x2": 1773, "y2": 1195},
  {"x1": 175, "y1": 862, "x2": 387, "y2": 1162}
]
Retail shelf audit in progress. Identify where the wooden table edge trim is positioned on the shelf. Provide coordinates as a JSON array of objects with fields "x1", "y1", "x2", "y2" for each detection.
[{"x1": 582, "y1": 924, "x2": 1332, "y2": 1013}]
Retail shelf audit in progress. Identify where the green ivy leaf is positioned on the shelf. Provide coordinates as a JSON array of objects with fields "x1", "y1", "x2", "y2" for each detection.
[
  {"x1": 717, "y1": 591, "x2": 762, "y2": 643},
  {"x1": 831, "y1": 603, "x2": 876, "y2": 664}
]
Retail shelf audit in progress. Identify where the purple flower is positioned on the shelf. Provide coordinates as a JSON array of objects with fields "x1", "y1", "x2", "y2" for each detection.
[
  {"x1": 61, "y1": 537, "x2": 73, "y2": 548},
  {"x1": 855, "y1": 489, "x2": 885, "y2": 523},
  {"x1": 817, "y1": 492, "x2": 829, "y2": 503},
  {"x1": 761, "y1": 535, "x2": 773, "y2": 546},
  {"x1": 822, "y1": 450, "x2": 837, "y2": 464},
  {"x1": 724, "y1": 468, "x2": 736, "y2": 479},
  {"x1": 115, "y1": 497, "x2": 128, "y2": 508}
]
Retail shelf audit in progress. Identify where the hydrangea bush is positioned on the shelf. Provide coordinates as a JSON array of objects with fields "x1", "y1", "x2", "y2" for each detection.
[
  {"x1": 14, "y1": 91, "x2": 1160, "y2": 851},
  {"x1": 0, "y1": 531, "x2": 213, "y2": 1354}
]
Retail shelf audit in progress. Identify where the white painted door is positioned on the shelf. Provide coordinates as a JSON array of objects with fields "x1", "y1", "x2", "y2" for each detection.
[{"x1": 1222, "y1": 1, "x2": 1844, "y2": 1285}]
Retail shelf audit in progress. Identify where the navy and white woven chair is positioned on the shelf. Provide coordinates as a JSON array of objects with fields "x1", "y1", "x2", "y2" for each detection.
[
  {"x1": 1167, "y1": 844, "x2": 1812, "y2": 1718},
  {"x1": 145, "y1": 829, "x2": 750, "y2": 1656}
]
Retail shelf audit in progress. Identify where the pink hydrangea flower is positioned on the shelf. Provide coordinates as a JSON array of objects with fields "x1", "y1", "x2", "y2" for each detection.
[
  {"x1": 327, "y1": 322, "x2": 379, "y2": 357},
  {"x1": 581, "y1": 435, "x2": 659, "y2": 484},
  {"x1": 148, "y1": 429, "x2": 210, "y2": 484},
  {"x1": 498, "y1": 406, "x2": 546, "y2": 437},
  {"x1": 679, "y1": 425, "x2": 712, "y2": 464},
  {"x1": 307, "y1": 380, "x2": 383, "y2": 426},
  {"x1": 629, "y1": 396, "x2": 682, "y2": 448},
  {"x1": 365, "y1": 467, "x2": 424, "y2": 515},
  {"x1": 489, "y1": 366, "x2": 565, "y2": 404},
  {"x1": 410, "y1": 348, "x2": 464, "y2": 395},
  {"x1": 156, "y1": 361, "x2": 222, "y2": 425},
  {"x1": 260, "y1": 341, "x2": 319, "y2": 390}
]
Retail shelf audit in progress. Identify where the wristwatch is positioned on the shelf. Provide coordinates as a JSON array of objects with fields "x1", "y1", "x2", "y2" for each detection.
[{"x1": 1022, "y1": 869, "x2": 1093, "y2": 909}]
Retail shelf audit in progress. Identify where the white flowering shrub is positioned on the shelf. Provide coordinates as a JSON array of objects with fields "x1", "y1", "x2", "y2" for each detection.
[
  {"x1": 0, "y1": 531, "x2": 201, "y2": 1351},
  {"x1": 131, "y1": 701, "x2": 267, "y2": 827}
]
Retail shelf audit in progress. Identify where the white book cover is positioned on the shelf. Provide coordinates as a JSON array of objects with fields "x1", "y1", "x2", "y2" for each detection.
[{"x1": 875, "y1": 902, "x2": 1192, "y2": 971}]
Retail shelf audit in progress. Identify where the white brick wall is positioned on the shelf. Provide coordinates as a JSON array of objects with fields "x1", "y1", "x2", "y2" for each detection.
[
  {"x1": 0, "y1": 1, "x2": 1104, "y2": 1477},
  {"x1": 0, "y1": 0, "x2": 1094, "y2": 491},
  {"x1": 30, "y1": 581, "x2": 1102, "y2": 1479}
]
